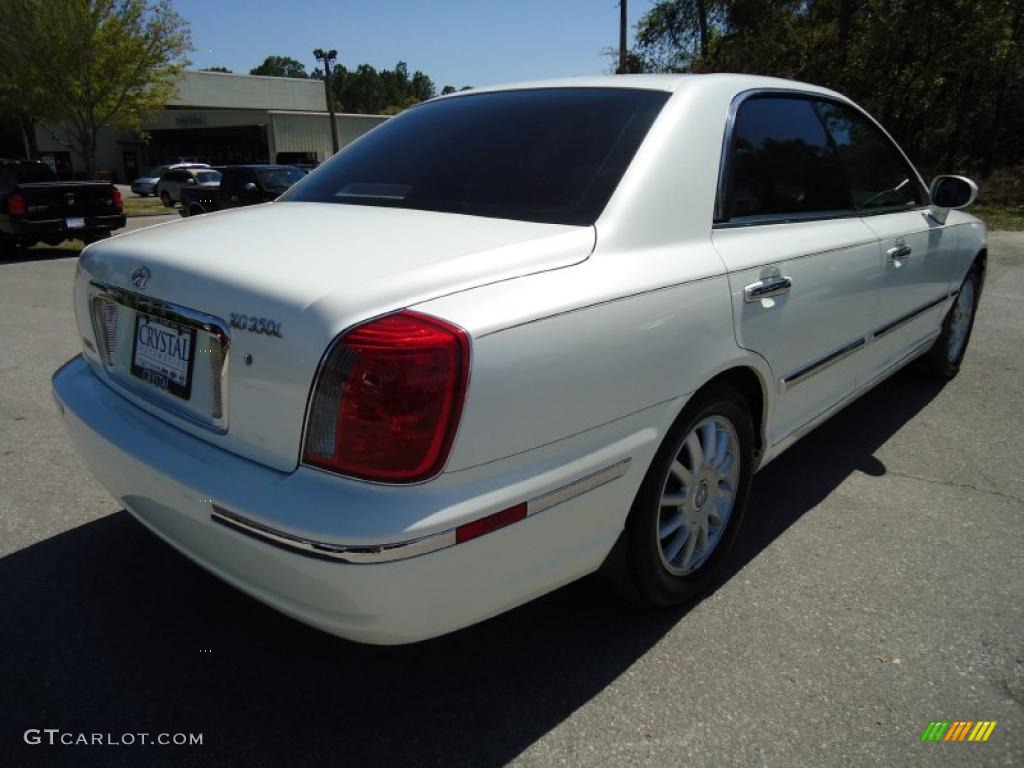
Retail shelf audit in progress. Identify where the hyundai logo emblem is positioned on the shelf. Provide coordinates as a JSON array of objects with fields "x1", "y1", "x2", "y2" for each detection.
[{"x1": 131, "y1": 266, "x2": 151, "y2": 289}]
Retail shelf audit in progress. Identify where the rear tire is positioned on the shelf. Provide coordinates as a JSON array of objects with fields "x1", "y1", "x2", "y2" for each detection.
[
  {"x1": 0, "y1": 233, "x2": 15, "y2": 258},
  {"x1": 924, "y1": 269, "x2": 980, "y2": 379},
  {"x1": 160, "y1": 190, "x2": 173, "y2": 208},
  {"x1": 187, "y1": 204, "x2": 204, "y2": 217},
  {"x1": 618, "y1": 385, "x2": 754, "y2": 606}
]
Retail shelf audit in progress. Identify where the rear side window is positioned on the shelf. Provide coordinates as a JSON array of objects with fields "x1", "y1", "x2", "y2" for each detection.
[
  {"x1": 283, "y1": 88, "x2": 669, "y2": 226},
  {"x1": 815, "y1": 100, "x2": 925, "y2": 211},
  {"x1": 724, "y1": 96, "x2": 850, "y2": 221}
]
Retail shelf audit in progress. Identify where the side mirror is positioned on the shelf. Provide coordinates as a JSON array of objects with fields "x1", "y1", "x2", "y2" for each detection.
[
  {"x1": 186, "y1": 177, "x2": 197, "y2": 185},
  {"x1": 243, "y1": 182, "x2": 258, "y2": 193},
  {"x1": 929, "y1": 175, "x2": 978, "y2": 223}
]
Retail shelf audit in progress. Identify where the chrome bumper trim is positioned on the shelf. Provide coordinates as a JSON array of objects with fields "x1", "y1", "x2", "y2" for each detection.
[
  {"x1": 211, "y1": 504, "x2": 457, "y2": 563},
  {"x1": 210, "y1": 457, "x2": 632, "y2": 564}
]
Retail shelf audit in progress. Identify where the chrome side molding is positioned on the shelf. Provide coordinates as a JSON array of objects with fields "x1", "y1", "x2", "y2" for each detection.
[
  {"x1": 210, "y1": 457, "x2": 632, "y2": 564},
  {"x1": 780, "y1": 337, "x2": 865, "y2": 391},
  {"x1": 870, "y1": 294, "x2": 948, "y2": 340},
  {"x1": 779, "y1": 292, "x2": 950, "y2": 392}
]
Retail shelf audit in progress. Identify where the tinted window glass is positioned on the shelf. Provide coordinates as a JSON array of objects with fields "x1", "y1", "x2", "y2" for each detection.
[
  {"x1": 726, "y1": 96, "x2": 849, "y2": 220},
  {"x1": 195, "y1": 171, "x2": 221, "y2": 184},
  {"x1": 256, "y1": 167, "x2": 306, "y2": 192},
  {"x1": 815, "y1": 101, "x2": 925, "y2": 211},
  {"x1": 16, "y1": 163, "x2": 58, "y2": 183},
  {"x1": 283, "y1": 88, "x2": 669, "y2": 226}
]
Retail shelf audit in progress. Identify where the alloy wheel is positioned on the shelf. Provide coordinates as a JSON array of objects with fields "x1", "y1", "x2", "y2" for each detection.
[
  {"x1": 947, "y1": 279, "x2": 975, "y2": 363},
  {"x1": 656, "y1": 415, "x2": 741, "y2": 576}
]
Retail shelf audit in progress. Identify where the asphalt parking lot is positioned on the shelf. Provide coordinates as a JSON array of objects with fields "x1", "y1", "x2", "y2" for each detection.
[{"x1": 1, "y1": 224, "x2": 1021, "y2": 767}]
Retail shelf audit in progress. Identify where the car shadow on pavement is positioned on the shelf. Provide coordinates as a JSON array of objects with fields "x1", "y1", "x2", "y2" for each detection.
[{"x1": 0, "y1": 367, "x2": 944, "y2": 767}]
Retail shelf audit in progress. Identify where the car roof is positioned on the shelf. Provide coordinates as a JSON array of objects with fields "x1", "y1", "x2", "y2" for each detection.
[{"x1": 433, "y1": 73, "x2": 847, "y2": 102}]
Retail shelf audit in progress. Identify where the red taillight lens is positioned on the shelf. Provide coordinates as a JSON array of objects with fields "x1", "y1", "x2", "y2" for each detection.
[
  {"x1": 112, "y1": 186, "x2": 123, "y2": 211},
  {"x1": 7, "y1": 192, "x2": 26, "y2": 217},
  {"x1": 303, "y1": 310, "x2": 470, "y2": 482}
]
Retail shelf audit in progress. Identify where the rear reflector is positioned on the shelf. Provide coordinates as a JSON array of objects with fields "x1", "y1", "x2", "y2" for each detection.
[
  {"x1": 112, "y1": 186, "x2": 123, "y2": 211},
  {"x1": 455, "y1": 503, "x2": 528, "y2": 544},
  {"x1": 303, "y1": 310, "x2": 470, "y2": 483}
]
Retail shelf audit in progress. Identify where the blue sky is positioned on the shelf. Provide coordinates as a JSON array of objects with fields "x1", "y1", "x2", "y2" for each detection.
[{"x1": 176, "y1": 0, "x2": 648, "y2": 89}]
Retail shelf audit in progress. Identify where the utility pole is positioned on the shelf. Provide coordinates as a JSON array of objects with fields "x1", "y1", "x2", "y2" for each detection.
[
  {"x1": 617, "y1": 0, "x2": 628, "y2": 74},
  {"x1": 313, "y1": 48, "x2": 340, "y2": 155}
]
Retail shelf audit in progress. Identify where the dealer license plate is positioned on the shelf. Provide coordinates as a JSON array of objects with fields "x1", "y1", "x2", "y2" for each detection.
[{"x1": 130, "y1": 313, "x2": 196, "y2": 400}]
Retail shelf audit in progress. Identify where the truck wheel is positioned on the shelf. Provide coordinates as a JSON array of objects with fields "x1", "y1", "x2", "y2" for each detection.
[
  {"x1": 188, "y1": 204, "x2": 204, "y2": 217},
  {"x1": 160, "y1": 191, "x2": 173, "y2": 208},
  {"x1": 0, "y1": 234, "x2": 15, "y2": 258}
]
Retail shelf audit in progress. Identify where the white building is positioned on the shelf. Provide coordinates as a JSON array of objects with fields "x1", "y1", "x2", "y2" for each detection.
[{"x1": 35, "y1": 70, "x2": 388, "y2": 182}]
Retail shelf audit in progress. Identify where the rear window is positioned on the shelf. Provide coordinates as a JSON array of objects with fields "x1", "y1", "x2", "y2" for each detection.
[
  {"x1": 282, "y1": 88, "x2": 669, "y2": 226},
  {"x1": 15, "y1": 163, "x2": 58, "y2": 183}
]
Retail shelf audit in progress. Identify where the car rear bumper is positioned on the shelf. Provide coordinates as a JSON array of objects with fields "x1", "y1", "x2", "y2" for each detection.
[
  {"x1": 52, "y1": 355, "x2": 654, "y2": 644},
  {"x1": 9, "y1": 213, "x2": 126, "y2": 238}
]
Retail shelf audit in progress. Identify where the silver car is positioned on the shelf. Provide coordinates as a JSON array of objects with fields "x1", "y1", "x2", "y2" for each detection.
[
  {"x1": 130, "y1": 163, "x2": 208, "y2": 197},
  {"x1": 156, "y1": 167, "x2": 221, "y2": 207}
]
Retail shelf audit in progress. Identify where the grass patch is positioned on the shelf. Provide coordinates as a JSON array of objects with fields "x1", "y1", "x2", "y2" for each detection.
[
  {"x1": 971, "y1": 204, "x2": 1024, "y2": 231},
  {"x1": 28, "y1": 239, "x2": 83, "y2": 252},
  {"x1": 123, "y1": 195, "x2": 173, "y2": 217}
]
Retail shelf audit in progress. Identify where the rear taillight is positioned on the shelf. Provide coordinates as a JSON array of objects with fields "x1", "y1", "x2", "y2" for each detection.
[
  {"x1": 7, "y1": 192, "x2": 26, "y2": 217},
  {"x1": 302, "y1": 310, "x2": 470, "y2": 483},
  {"x1": 112, "y1": 186, "x2": 123, "y2": 211}
]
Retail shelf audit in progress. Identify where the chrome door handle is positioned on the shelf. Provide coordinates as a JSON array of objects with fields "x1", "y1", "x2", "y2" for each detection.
[
  {"x1": 744, "y1": 275, "x2": 792, "y2": 302},
  {"x1": 887, "y1": 244, "x2": 913, "y2": 260}
]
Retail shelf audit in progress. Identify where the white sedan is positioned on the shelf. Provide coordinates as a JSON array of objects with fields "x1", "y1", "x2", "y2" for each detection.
[{"x1": 52, "y1": 74, "x2": 986, "y2": 644}]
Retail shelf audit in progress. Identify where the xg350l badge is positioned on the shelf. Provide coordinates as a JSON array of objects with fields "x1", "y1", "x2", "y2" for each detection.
[{"x1": 230, "y1": 313, "x2": 283, "y2": 337}]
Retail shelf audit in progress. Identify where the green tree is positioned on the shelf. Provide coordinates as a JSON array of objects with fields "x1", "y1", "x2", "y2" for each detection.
[
  {"x1": 250, "y1": 55, "x2": 308, "y2": 78},
  {"x1": 328, "y1": 60, "x2": 437, "y2": 114},
  {"x1": 201, "y1": 66, "x2": 233, "y2": 73},
  {"x1": 0, "y1": 0, "x2": 190, "y2": 176},
  {"x1": 634, "y1": 0, "x2": 1024, "y2": 184}
]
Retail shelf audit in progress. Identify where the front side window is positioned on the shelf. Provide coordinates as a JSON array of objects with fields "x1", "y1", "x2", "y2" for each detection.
[
  {"x1": 725, "y1": 96, "x2": 849, "y2": 221},
  {"x1": 815, "y1": 100, "x2": 925, "y2": 211},
  {"x1": 282, "y1": 88, "x2": 669, "y2": 226}
]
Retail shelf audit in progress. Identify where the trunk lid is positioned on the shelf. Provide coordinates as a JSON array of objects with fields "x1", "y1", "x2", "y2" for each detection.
[{"x1": 75, "y1": 201, "x2": 593, "y2": 472}]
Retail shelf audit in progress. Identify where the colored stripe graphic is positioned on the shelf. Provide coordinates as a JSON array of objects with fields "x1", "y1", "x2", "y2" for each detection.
[
  {"x1": 921, "y1": 722, "x2": 949, "y2": 741},
  {"x1": 968, "y1": 722, "x2": 998, "y2": 742},
  {"x1": 921, "y1": 720, "x2": 997, "y2": 743},
  {"x1": 945, "y1": 721, "x2": 972, "y2": 741}
]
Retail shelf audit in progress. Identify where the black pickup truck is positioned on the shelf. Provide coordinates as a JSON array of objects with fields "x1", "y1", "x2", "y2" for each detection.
[
  {"x1": 179, "y1": 164, "x2": 306, "y2": 217},
  {"x1": 0, "y1": 160, "x2": 125, "y2": 256}
]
